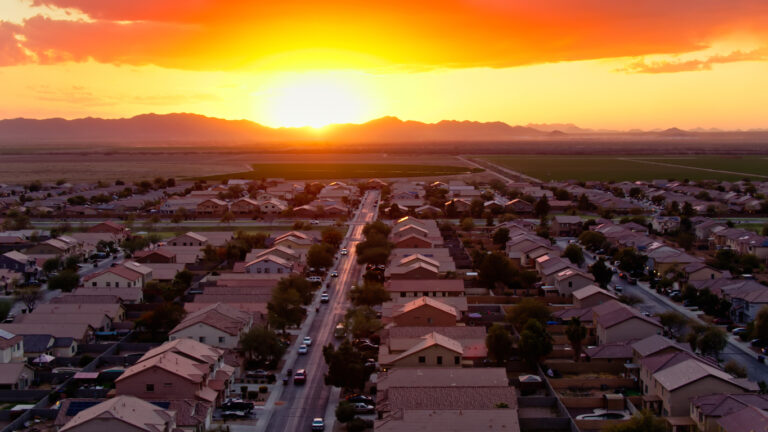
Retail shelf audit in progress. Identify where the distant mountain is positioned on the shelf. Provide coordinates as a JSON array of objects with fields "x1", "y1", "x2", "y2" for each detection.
[
  {"x1": 526, "y1": 123, "x2": 593, "y2": 133},
  {"x1": 0, "y1": 113, "x2": 549, "y2": 144}
]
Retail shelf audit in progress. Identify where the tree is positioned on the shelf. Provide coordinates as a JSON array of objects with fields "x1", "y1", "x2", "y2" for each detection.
[
  {"x1": 507, "y1": 298, "x2": 551, "y2": 329},
  {"x1": 460, "y1": 217, "x2": 475, "y2": 232},
  {"x1": 344, "y1": 306, "x2": 382, "y2": 339},
  {"x1": 492, "y1": 227, "x2": 510, "y2": 245},
  {"x1": 0, "y1": 300, "x2": 12, "y2": 322},
  {"x1": 307, "y1": 243, "x2": 335, "y2": 270},
  {"x1": 724, "y1": 360, "x2": 748, "y2": 378},
  {"x1": 16, "y1": 287, "x2": 42, "y2": 311},
  {"x1": 519, "y1": 319, "x2": 553, "y2": 367},
  {"x1": 657, "y1": 311, "x2": 689, "y2": 340},
  {"x1": 276, "y1": 275, "x2": 314, "y2": 305},
  {"x1": 239, "y1": 325, "x2": 286, "y2": 369},
  {"x1": 478, "y1": 252, "x2": 515, "y2": 288},
  {"x1": 323, "y1": 340, "x2": 372, "y2": 391},
  {"x1": 562, "y1": 244, "x2": 584, "y2": 266},
  {"x1": 42, "y1": 257, "x2": 61, "y2": 275},
  {"x1": 534, "y1": 195, "x2": 550, "y2": 218},
  {"x1": 754, "y1": 305, "x2": 768, "y2": 344},
  {"x1": 614, "y1": 248, "x2": 647, "y2": 274},
  {"x1": 321, "y1": 227, "x2": 344, "y2": 250},
  {"x1": 220, "y1": 211, "x2": 236, "y2": 224},
  {"x1": 47, "y1": 270, "x2": 80, "y2": 292},
  {"x1": 135, "y1": 303, "x2": 186, "y2": 340},
  {"x1": 267, "y1": 284, "x2": 305, "y2": 333},
  {"x1": 335, "y1": 401, "x2": 356, "y2": 423},
  {"x1": 349, "y1": 281, "x2": 390, "y2": 307},
  {"x1": 2, "y1": 209, "x2": 30, "y2": 230},
  {"x1": 590, "y1": 259, "x2": 613, "y2": 289},
  {"x1": 578, "y1": 231, "x2": 607, "y2": 251},
  {"x1": 485, "y1": 324, "x2": 513, "y2": 365},
  {"x1": 697, "y1": 326, "x2": 728, "y2": 359},
  {"x1": 602, "y1": 410, "x2": 666, "y2": 432},
  {"x1": 565, "y1": 318, "x2": 587, "y2": 362}
]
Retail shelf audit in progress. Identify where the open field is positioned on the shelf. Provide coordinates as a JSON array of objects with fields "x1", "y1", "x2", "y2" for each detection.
[
  {"x1": 478, "y1": 155, "x2": 768, "y2": 182},
  {"x1": 196, "y1": 163, "x2": 481, "y2": 181}
]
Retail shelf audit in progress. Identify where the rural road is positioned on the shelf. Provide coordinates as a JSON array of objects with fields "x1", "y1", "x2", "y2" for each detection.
[
  {"x1": 616, "y1": 158, "x2": 768, "y2": 179},
  {"x1": 457, "y1": 155, "x2": 543, "y2": 184}
]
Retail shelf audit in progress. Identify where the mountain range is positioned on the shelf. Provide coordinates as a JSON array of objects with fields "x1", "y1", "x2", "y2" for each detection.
[{"x1": 0, "y1": 113, "x2": 764, "y2": 144}]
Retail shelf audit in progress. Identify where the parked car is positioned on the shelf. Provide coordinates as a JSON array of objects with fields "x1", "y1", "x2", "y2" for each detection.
[
  {"x1": 613, "y1": 286, "x2": 623, "y2": 293},
  {"x1": 294, "y1": 369, "x2": 307, "y2": 384},
  {"x1": 303, "y1": 336, "x2": 313, "y2": 346},
  {"x1": 307, "y1": 276, "x2": 322, "y2": 283},
  {"x1": 311, "y1": 220, "x2": 320, "y2": 225},
  {"x1": 222, "y1": 410, "x2": 249, "y2": 418},
  {"x1": 350, "y1": 402, "x2": 375, "y2": 414},
  {"x1": 346, "y1": 394, "x2": 375, "y2": 405},
  {"x1": 222, "y1": 399, "x2": 254, "y2": 412},
  {"x1": 246, "y1": 369, "x2": 269, "y2": 379},
  {"x1": 311, "y1": 418, "x2": 325, "y2": 431},
  {"x1": 320, "y1": 292, "x2": 330, "y2": 303},
  {"x1": 340, "y1": 248, "x2": 348, "y2": 255},
  {"x1": 298, "y1": 344, "x2": 308, "y2": 355},
  {"x1": 732, "y1": 327, "x2": 747, "y2": 335},
  {"x1": 627, "y1": 277, "x2": 637, "y2": 285}
]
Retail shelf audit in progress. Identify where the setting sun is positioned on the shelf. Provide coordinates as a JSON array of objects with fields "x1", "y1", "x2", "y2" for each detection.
[{"x1": 255, "y1": 74, "x2": 373, "y2": 128}]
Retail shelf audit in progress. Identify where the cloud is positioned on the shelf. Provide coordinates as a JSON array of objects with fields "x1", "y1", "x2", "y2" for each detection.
[
  {"x1": 619, "y1": 47, "x2": 768, "y2": 73},
  {"x1": 4, "y1": 0, "x2": 768, "y2": 71},
  {"x1": 0, "y1": 22, "x2": 31, "y2": 65}
]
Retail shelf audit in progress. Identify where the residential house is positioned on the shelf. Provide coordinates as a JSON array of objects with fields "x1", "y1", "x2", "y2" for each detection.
[
  {"x1": 0, "y1": 363, "x2": 33, "y2": 390},
  {"x1": 382, "y1": 296, "x2": 468, "y2": 323},
  {"x1": 134, "y1": 248, "x2": 177, "y2": 264},
  {"x1": 631, "y1": 334, "x2": 690, "y2": 364},
  {"x1": 385, "y1": 279, "x2": 465, "y2": 298},
  {"x1": 87, "y1": 221, "x2": 129, "y2": 239},
  {"x1": 82, "y1": 266, "x2": 143, "y2": 289},
  {"x1": 25, "y1": 235, "x2": 79, "y2": 256},
  {"x1": 169, "y1": 303, "x2": 252, "y2": 349},
  {"x1": 553, "y1": 268, "x2": 595, "y2": 297},
  {"x1": 243, "y1": 255, "x2": 294, "y2": 275},
  {"x1": 551, "y1": 215, "x2": 583, "y2": 237},
  {"x1": 683, "y1": 262, "x2": 723, "y2": 282},
  {"x1": 390, "y1": 297, "x2": 458, "y2": 327},
  {"x1": 593, "y1": 300, "x2": 662, "y2": 344},
  {"x1": 717, "y1": 406, "x2": 768, "y2": 432},
  {"x1": 0, "y1": 329, "x2": 24, "y2": 363},
  {"x1": 379, "y1": 332, "x2": 464, "y2": 369},
  {"x1": 196, "y1": 198, "x2": 228, "y2": 216},
  {"x1": 58, "y1": 395, "x2": 178, "y2": 432},
  {"x1": 0, "y1": 251, "x2": 37, "y2": 280},
  {"x1": 167, "y1": 232, "x2": 208, "y2": 247},
  {"x1": 690, "y1": 393, "x2": 768, "y2": 432},
  {"x1": 393, "y1": 234, "x2": 435, "y2": 249},
  {"x1": 572, "y1": 285, "x2": 618, "y2": 309},
  {"x1": 505, "y1": 199, "x2": 534, "y2": 214},
  {"x1": 272, "y1": 231, "x2": 315, "y2": 251},
  {"x1": 652, "y1": 215, "x2": 681, "y2": 234},
  {"x1": 229, "y1": 198, "x2": 260, "y2": 216}
]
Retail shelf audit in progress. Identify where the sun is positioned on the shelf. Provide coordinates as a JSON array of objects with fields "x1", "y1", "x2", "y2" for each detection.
[{"x1": 256, "y1": 73, "x2": 373, "y2": 128}]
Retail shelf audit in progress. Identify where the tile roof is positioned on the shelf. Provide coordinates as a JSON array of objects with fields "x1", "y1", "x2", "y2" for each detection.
[
  {"x1": 390, "y1": 332, "x2": 464, "y2": 363},
  {"x1": 0, "y1": 363, "x2": 31, "y2": 385},
  {"x1": 22, "y1": 334, "x2": 54, "y2": 353},
  {"x1": 117, "y1": 351, "x2": 208, "y2": 384},
  {"x1": 631, "y1": 334, "x2": 690, "y2": 358},
  {"x1": 692, "y1": 393, "x2": 768, "y2": 417},
  {"x1": 0, "y1": 323, "x2": 91, "y2": 340},
  {"x1": 572, "y1": 285, "x2": 617, "y2": 301},
  {"x1": 383, "y1": 386, "x2": 518, "y2": 411},
  {"x1": 386, "y1": 279, "x2": 464, "y2": 293},
  {"x1": 394, "y1": 297, "x2": 458, "y2": 319},
  {"x1": 59, "y1": 395, "x2": 175, "y2": 432},
  {"x1": 170, "y1": 302, "x2": 251, "y2": 336},
  {"x1": 375, "y1": 409, "x2": 520, "y2": 432},
  {"x1": 716, "y1": 405, "x2": 768, "y2": 432},
  {"x1": 377, "y1": 368, "x2": 509, "y2": 391},
  {"x1": 654, "y1": 358, "x2": 757, "y2": 392},
  {"x1": 585, "y1": 340, "x2": 635, "y2": 359}
]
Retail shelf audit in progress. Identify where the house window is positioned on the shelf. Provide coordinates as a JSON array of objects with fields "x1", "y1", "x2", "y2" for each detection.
[
  {"x1": 400, "y1": 293, "x2": 406, "y2": 298},
  {"x1": 418, "y1": 356, "x2": 426, "y2": 364},
  {"x1": 454, "y1": 356, "x2": 460, "y2": 365},
  {"x1": 92, "y1": 282, "x2": 97, "y2": 287},
  {"x1": 265, "y1": 268, "x2": 270, "y2": 274},
  {"x1": 219, "y1": 337, "x2": 225, "y2": 344},
  {"x1": 106, "y1": 282, "x2": 111, "y2": 287},
  {"x1": 277, "y1": 268, "x2": 283, "y2": 274},
  {"x1": 437, "y1": 356, "x2": 443, "y2": 365},
  {"x1": 115, "y1": 282, "x2": 120, "y2": 288},
  {"x1": 199, "y1": 337, "x2": 206, "y2": 343},
  {"x1": 256, "y1": 268, "x2": 262, "y2": 274},
  {"x1": 427, "y1": 317, "x2": 433, "y2": 324},
  {"x1": 146, "y1": 384, "x2": 155, "y2": 392},
  {"x1": 568, "y1": 281, "x2": 572, "y2": 288}
]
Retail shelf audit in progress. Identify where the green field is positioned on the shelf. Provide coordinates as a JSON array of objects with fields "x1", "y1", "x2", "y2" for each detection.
[
  {"x1": 196, "y1": 163, "x2": 482, "y2": 181},
  {"x1": 479, "y1": 155, "x2": 768, "y2": 182}
]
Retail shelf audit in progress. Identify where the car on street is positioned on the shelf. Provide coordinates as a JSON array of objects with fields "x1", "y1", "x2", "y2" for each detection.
[
  {"x1": 303, "y1": 336, "x2": 312, "y2": 346},
  {"x1": 222, "y1": 410, "x2": 249, "y2": 418},
  {"x1": 307, "y1": 276, "x2": 322, "y2": 283},
  {"x1": 350, "y1": 402, "x2": 375, "y2": 414},
  {"x1": 346, "y1": 394, "x2": 375, "y2": 405},
  {"x1": 298, "y1": 344, "x2": 308, "y2": 355},
  {"x1": 330, "y1": 270, "x2": 338, "y2": 277},
  {"x1": 627, "y1": 277, "x2": 637, "y2": 285},
  {"x1": 732, "y1": 327, "x2": 747, "y2": 335},
  {"x1": 320, "y1": 292, "x2": 329, "y2": 303},
  {"x1": 311, "y1": 220, "x2": 320, "y2": 224},
  {"x1": 294, "y1": 369, "x2": 307, "y2": 384},
  {"x1": 613, "y1": 286, "x2": 623, "y2": 293},
  {"x1": 245, "y1": 369, "x2": 269, "y2": 379},
  {"x1": 311, "y1": 418, "x2": 325, "y2": 431},
  {"x1": 222, "y1": 399, "x2": 254, "y2": 413},
  {"x1": 340, "y1": 248, "x2": 348, "y2": 255}
]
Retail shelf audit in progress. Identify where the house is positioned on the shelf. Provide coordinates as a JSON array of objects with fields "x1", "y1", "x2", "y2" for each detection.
[
  {"x1": 382, "y1": 296, "x2": 468, "y2": 323},
  {"x1": 33, "y1": 303, "x2": 125, "y2": 323},
  {"x1": 380, "y1": 332, "x2": 464, "y2": 369},
  {"x1": 393, "y1": 234, "x2": 435, "y2": 249},
  {"x1": 690, "y1": 393, "x2": 768, "y2": 432},
  {"x1": 0, "y1": 322, "x2": 93, "y2": 344},
  {"x1": 0, "y1": 363, "x2": 33, "y2": 390},
  {"x1": 169, "y1": 303, "x2": 252, "y2": 349},
  {"x1": 388, "y1": 249, "x2": 456, "y2": 275},
  {"x1": 167, "y1": 232, "x2": 208, "y2": 248},
  {"x1": 390, "y1": 297, "x2": 458, "y2": 327},
  {"x1": 683, "y1": 262, "x2": 723, "y2": 282},
  {"x1": 553, "y1": 268, "x2": 595, "y2": 297},
  {"x1": 72, "y1": 287, "x2": 143, "y2": 304},
  {"x1": 572, "y1": 285, "x2": 618, "y2": 308},
  {"x1": 116, "y1": 338, "x2": 235, "y2": 405},
  {"x1": 414, "y1": 205, "x2": 443, "y2": 218},
  {"x1": 59, "y1": 395, "x2": 177, "y2": 432},
  {"x1": 258, "y1": 199, "x2": 288, "y2": 215},
  {"x1": 83, "y1": 266, "x2": 143, "y2": 289},
  {"x1": 196, "y1": 198, "x2": 228, "y2": 216},
  {"x1": 0, "y1": 329, "x2": 23, "y2": 363},
  {"x1": 386, "y1": 279, "x2": 465, "y2": 298},
  {"x1": 717, "y1": 405, "x2": 768, "y2": 432},
  {"x1": 724, "y1": 282, "x2": 768, "y2": 324},
  {"x1": 652, "y1": 215, "x2": 681, "y2": 234},
  {"x1": 87, "y1": 221, "x2": 129, "y2": 239},
  {"x1": 25, "y1": 236, "x2": 79, "y2": 256},
  {"x1": 230, "y1": 197, "x2": 260, "y2": 216},
  {"x1": 134, "y1": 248, "x2": 177, "y2": 264},
  {"x1": 593, "y1": 300, "x2": 662, "y2": 344},
  {"x1": 272, "y1": 231, "x2": 315, "y2": 251},
  {"x1": 387, "y1": 255, "x2": 441, "y2": 279},
  {"x1": 551, "y1": 215, "x2": 583, "y2": 237},
  {"x1": 646, "y1": 358, "x2": 757, "y2": 417},
  {"x1": 243, "y1": 255, "x2": 294, "y2": 275},
  {"x1": 631, "y1": 334, "x2": 690, "y2": 363},
  {"x1": 505, "y1": 199, "x2": 534, "y2": 214},
  {"x1": 0, "y1": 250, "x2": 37, "y2": 278},
  {"x1": 244, "y1": 246, "x2": 300, "y2": 264}
]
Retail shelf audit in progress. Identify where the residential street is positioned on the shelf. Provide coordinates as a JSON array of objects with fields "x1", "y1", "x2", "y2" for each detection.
[{"x1": 257, "y1": 190, "x2": 380, "y2": 432}]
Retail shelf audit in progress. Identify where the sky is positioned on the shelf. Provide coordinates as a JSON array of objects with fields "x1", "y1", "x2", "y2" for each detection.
[{"x1": 1, "y1": 0, "x2": 768, "y2": 129}]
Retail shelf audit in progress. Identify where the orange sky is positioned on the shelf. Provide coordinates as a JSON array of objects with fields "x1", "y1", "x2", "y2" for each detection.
[{"x1": 1, "y1": 0, "x2": 768, "y2": 129}]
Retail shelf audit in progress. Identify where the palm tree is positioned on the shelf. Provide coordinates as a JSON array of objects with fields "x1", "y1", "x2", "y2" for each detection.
[{"x1": 565, "y1": 318, "x2": 587, "y2": 362}]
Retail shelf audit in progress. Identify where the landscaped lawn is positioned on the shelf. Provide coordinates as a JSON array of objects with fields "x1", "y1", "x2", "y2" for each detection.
[{"x1": 195, "y1": 163, "x2": 482, "y2": 181}]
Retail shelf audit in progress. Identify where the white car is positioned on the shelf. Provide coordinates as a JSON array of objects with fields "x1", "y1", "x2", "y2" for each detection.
[
  {"x1": 311, "y1": 220, "x2": 320, "y2": 225},
  {"x1": 298, "y1": 344, "x2": 308, "y2": 355},
  {"x1": 303, "y1": 336, "x2": 312, "y2": 346},
  {"x1": 311, "y1": 418, "x2": 325, "y2": 431},
  {"x1": 320, "y1": 292, "x2": 330, "y2": 303},
  {"x1": 340, "y1": 249, "x2": 348, "y2": 255},
  {"x1": 330, "y1": 271, "x2": 338, "y2": 277}
]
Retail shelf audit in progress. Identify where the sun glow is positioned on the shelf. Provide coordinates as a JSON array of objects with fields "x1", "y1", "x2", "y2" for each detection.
[{"x1": 255, "y1": 73, "x2": 374, "y2": 128}]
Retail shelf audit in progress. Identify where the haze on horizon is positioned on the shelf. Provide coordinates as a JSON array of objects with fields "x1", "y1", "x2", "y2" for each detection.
[{"x1": 1, "y1": 0, "x2": 768, "y2": 130}]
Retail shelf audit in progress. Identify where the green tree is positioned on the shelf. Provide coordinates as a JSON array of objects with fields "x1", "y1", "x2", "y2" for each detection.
[
  {"x1": 614, "y1": 248, "x2": 647, "y2": 274},
  {"x1": 534, "y1": 195, "x2": 550, "y2": 218},
  {"x1": 590, "y1": 259, "x2": 613, "y2": 289},
  {"x1": 697, "y1": 325, "x2": 728, "y2": 359},
  {"x1": 724, "y1": 360, "x2": 748, "y2": 378},
  {"x1": 42, "y1": 257, "x2": 61, "y2": 275},
  {"x1": 0, "y1": 300, "x2": 12, "y2": 322},
  {"x1": 485, "y1": 324, "x2": 513, "y2": 365},
  {"x1": 478, "y1": 252, "x2": 515, "y2": 289},
  {"x1": 344, "y1": 306, "x2": 381, "y2": 339},
  {"x1": 460, "y1": 217, "x2": 475, "y2": 231},
  {"x1": 321, "y1": 227, "x2": 344, "y2": 250},
  {"x1": 565, "y1": 318, "x2": 587, "y2": 362},
  {"x1": 239, "y1": 325, "x2": 286, "y2": 368},
  {"x1": 578, "y1": 231, "x2": 607, "y2": 251},
  {"x1": 754, "y1": 305, "x2": 768, "y2": 344},
  {"x1": 519, "y1": 319, "x2": 553, "y2": 367},
  {"x1": 135, "y1": 303, "x2": 186, "y2": 340},
  {"x1": 47, "y1": 270, "x2": 80, "y2": 292},
  {"x1": 267, "y1": 284, "x2": 305, "y2": 333},
  {"x1": 220, "y1": 211, "x2": 236, "y2": 224},
  {"x1": 602, "y1": 410, "x2": 666, "y2": 432},
  {"x1": 657, "y1": 311, "x2": 689, "y2": 340},
  {"x1": 276, "y1": 275, "x2": 314, "y2": 305},
  {"x1": 335, "y1": 401, "x2": 355, "y2": 423},
  {"x1": 562, "y1": 244, "x2": 584, "y2": 266},
  {"x1": 507, "y1": 298, "x2": 551, "y2": 329},
  {"x1": 492, "y1": 227, "x2": 510, "y2": 245},
  {"x1": 349, "y1": 281, "x2": 390, "y2": 307},
  {"x1": 307, "y1": 243, "x2": 335, "y2": 270},
  {"x1": 323, "y1": 340, "x2": 372, "y2": 391}
]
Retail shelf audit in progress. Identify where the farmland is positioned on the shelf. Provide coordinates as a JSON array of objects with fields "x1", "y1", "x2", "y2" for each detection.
[
  {"x1": 478, "y1": 155, "x2": 768, "y2": 182},
  {"x1": 196, "y1": 163, "x2": 482, "y2": 181}
]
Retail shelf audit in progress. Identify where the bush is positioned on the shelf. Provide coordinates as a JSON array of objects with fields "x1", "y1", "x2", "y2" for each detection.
[
  {"x1": 347, "y1": 417, "x2": 373, "y2": 432},
  {"x1": 259, "y1": 385, "x2": 268, "y2": 393},
  {"x1": 724, "y1": 360, "x2": 748, "y2": 378},
  {"x1": 336, "y1": 401, "x2": 355, "y2": 423},
  {"x1": 247, "y1": 390, "x2": 259, "y2": 400}
]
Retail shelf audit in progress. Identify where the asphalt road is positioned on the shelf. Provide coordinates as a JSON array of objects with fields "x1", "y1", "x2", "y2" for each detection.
[{"x1": 264, "y1": 190, "x2": 379, "y2": 432}]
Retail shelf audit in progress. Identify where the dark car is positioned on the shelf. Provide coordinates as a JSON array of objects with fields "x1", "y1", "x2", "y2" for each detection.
[
  {"x1": 222, "y1": 399, "x2": 254, "y2": 412},
  {"x1": 246, "y1": 369, "x2": 268, "y2": 379},
  {"x1": 346, "y1": 394, "x2": 375, "y2": 405},
  {"x1": 294, "y1": 369, "x2": 307, "y2": 385},
  {"x1": 627, "y1": 277, "x2": 637, "y2": 285},
  {"x1": 713, "y1": 317, "x2": 732, "y2": 325}
]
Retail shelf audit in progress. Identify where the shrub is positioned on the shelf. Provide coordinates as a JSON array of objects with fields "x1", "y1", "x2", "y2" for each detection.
[
  {"x1": 259, "y1": 385, "x2": 268, "y2": 393},
  {"x1": 347, "y1": 417, "x2": 373, "y2": 432},
  {"x1": 247, "y1": 390, "x2": 259, "y2": 400}
]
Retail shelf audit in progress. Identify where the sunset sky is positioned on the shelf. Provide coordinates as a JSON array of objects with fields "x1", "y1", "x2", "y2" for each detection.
[{"x1": 1, "y1": 0, "x2": 768, "y2": 129}]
